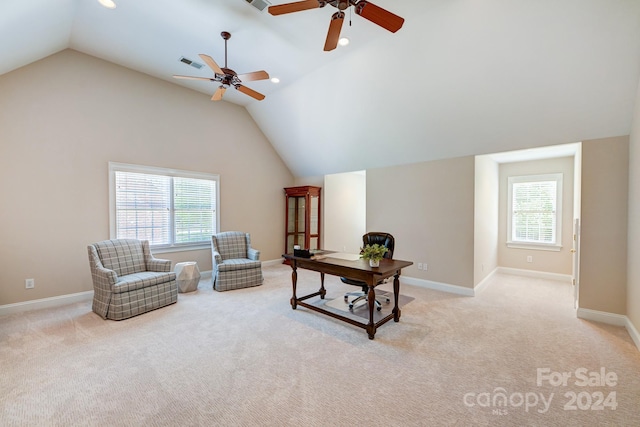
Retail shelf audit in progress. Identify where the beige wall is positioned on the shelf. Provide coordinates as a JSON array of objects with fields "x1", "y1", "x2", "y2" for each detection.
[
  {"x1": 498, "y1": 156, "x2": 575, "y2": 275},
  {"x1": 0, "y1": 50, "x2": 294, "y2": 306},
  {"x1": 629, "y1": 82, "x2": 640, "y2": 332},
  {"x1": 474, "y1": 155, "x2": 499, "y2": 285},
  {"x1": 366, "y1": 157, "x2": 475, "y2": 288},
  {"x1": 579, "y1": 136, "x2": 629, "y2": 315}
]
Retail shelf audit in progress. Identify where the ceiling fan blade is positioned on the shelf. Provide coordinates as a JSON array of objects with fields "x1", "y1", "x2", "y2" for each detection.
[
  {"x1": 198, "y1": 54, "x2": 224, "y2": 75},
  {"x1": 269, "y1": 0, "x2": 319, "y2": 16},
  {"x1": 236, "y1": 85, "x2": 266, "y2": 101},
  {"x1": 324, "y1": 11, "x2": 344, "y2": 52},
  {"x1": 211, "y1": 86, "x2": 226, "y2": 101},
  {"x1": 355, "y1": 1, "x2": 404, "y2": 33},
  {"x1": 237, "y1": 70, "x2": 270, "y2": 82},
  {"x1": 173, "y1": 75, "x2": 214, "y2": 81}
]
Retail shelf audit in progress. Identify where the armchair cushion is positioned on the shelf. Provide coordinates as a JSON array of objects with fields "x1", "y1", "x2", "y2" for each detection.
[{"x1": 217, "y1": 259, "x2": 261, "y2": 272}]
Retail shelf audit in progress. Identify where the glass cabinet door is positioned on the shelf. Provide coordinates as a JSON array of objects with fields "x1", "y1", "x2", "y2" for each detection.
[{"x1": 284, "y1": 186, "x2": 321, "y2": 257}]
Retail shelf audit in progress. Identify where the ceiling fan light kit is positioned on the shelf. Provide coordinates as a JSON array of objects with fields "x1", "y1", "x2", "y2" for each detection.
[
  {"x1": 173, "y1": 31, "x2": 270, "y2": 102},
  {"x1": 98, "y1": 0, "x2": 116, "y2": 9},
  {"x1": 268, "y1": 0, "x2": 404, "y2": 51}
]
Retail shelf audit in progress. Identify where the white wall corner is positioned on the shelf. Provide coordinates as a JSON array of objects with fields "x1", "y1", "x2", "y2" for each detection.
[
  {"x1": 473, "y1": 267, "x2": 499, "y2": 294},
  {"x1": 577, "y1": 308, "x2": 640, "y2": 352},
  {"x1": 625, "y1": 317, "x2": 640, "y2": 351}
]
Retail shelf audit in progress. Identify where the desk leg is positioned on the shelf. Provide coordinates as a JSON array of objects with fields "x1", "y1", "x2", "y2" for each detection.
[
  {"x1": 290, "y1": 263, "x2": 298, "y2": 310},
  {"x1": 393, "y1": 271, "x2": 401, "y2": 322},
  {"x1": 319, "y1": 272, "x2": 326, "y2": 299},
  {"x1": 366, "y1": 284, "x2": 376, "y2": 339}
]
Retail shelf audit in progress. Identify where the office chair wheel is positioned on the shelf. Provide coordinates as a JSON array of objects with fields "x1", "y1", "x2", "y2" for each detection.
[
  {"x1": 377, "y1": 306, "x2": 382, "y2": 312},
  {"x1": 344, "y1": 295, "x2": 349, "y2": 302}
]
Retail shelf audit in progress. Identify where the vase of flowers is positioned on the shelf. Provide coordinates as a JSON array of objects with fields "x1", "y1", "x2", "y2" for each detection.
[{"x1": 360, "y1": 243, "x2": 389, "y2": 267}]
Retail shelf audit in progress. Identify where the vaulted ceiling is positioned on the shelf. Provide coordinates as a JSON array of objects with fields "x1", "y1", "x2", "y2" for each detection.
[{"x1": 2, "y1": 0, "x2": 640, "y2": 177}]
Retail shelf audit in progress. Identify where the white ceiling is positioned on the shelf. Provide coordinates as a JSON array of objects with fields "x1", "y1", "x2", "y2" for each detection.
[{"x1": 2, "y1": 0, "x2": 640, "y2": 177}]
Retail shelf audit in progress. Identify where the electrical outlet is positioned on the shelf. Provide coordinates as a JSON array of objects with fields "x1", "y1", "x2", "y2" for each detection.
[
  {"x1": 424, "y1": 263, "x2": 428, "y2": 271},
  {"x1": 527, "y1": 256, "x2": 533, "y2": 263},
  {"x1": 417, "y1": 263, "x2": 423, "y2": 270},
  {"x1": 25, "y1": 278, "x2": 35, "y2": 289}
]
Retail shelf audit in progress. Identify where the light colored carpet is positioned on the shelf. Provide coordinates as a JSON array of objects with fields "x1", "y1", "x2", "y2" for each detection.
[{"x1": 1, "y1": 265, "x2": 639, "y2": 426}]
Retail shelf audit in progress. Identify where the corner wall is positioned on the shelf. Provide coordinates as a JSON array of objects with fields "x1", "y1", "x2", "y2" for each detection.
[
  {"x1": 0, "y1": 50, "x2": 294, "y2": 306},
  {"x1": 474, "y1": 155, "x2": 499, "y2": 285},
  {"x1": 628, "y1": 82, "x2": 640, "y2": 333},
  {"x1": 366, "y1": 156, "x2": 475, "y2": 288},
  {"x1": 324, "y1": 171, "x2": 366, "y2": 254},
  {"x1": 579, "y1": 136, "x2": 629, "y2": 315}
]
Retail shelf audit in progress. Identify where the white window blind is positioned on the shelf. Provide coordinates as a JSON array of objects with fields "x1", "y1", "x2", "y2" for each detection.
[
  {"x1": 507, "y1": 173, "x2": 562, "y2": 249},
  {"x1": 109, "y1": 163, "x2": 218, "y2": 250},
  {"x1": 173, "y1": 177, "x2": 216, "y2": 244}
]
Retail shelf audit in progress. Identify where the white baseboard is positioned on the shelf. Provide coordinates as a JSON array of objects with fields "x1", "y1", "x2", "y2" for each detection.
[
  {"x1": 497, "y1": 267, "x2": 573, "y2": 283},
  {"x1": 577, "y1": 307, "x2": 627, "y2": 326},
  {"x1": 577, "y1": 308, "x2": 640, "y2": 352},
  {"x1": 625, "y1": 317, "x2": 640, "y2": 351},
  {"x1": 401, "y1": 276, "x2": 475, "y2": 297},
  {"x1": 0, "y1": 291, "x2": 94, "y2": 316},
  {"x1": 263, "y1": 259, "x2": 285, "y2": 267},
  {"x1": 0, "y1": 271, "x2": 218, "y2": 317},
  {"x1": 473, "y1": 267, "x2": 498, "y2": 294}
]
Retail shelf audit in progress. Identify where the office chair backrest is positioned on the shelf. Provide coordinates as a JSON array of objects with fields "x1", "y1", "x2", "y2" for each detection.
[{"x1": 363, "y1": 232, "x2": 395, "y2": 259}]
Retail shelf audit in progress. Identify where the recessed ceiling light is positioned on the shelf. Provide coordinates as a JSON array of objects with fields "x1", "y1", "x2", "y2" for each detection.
[
  {"x1": 338, "y1": 37, "x2": 350, "y2": 47},
  {"x1": 271, "y1": 77, "x2": 280, "y2": 84},
  {"x1": 98, "y1": 0, "x2": 116, "y2": 9}
]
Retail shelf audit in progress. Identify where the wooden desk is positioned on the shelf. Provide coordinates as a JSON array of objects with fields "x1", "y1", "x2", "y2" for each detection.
[{"x1": 282, "y1": 253, "x2": 413, "y2": 339}]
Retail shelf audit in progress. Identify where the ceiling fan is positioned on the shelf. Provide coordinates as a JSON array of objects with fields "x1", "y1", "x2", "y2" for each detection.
[
  {"x1": 173, "y1": 31, "x2": 269, "y2": 101},
  {"x1": 268, "y1": 0, "x2": 404, "y2": 51}
]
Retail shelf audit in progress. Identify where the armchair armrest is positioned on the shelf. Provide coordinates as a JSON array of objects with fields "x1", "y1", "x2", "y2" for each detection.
[
  {"x1": 94, "y1": 265, "x2": 118, "y2": 287},
  {"x1": 212, "y1": 250, "x2": 222, "y2": 269},
  {"x1": 87, "y1": 245, "x2": 118, "y2": 290},
  {"x1": 248, "y1": 247, "x2": 260, "y2": 261},
  {"x1": 141, "y1": 240, "x2": 171, "y2": 272},
  {"x1": 146, "y1": 256, "x2": 172, "y2": 273}
]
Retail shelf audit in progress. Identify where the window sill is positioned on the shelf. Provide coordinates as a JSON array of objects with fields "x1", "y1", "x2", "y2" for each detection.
[
  {"x1": 506, "y1": 242, "x2": 562, "y2": 252},
  {"x1": 151, "y1": 243, "x2": 211, "y2": 254}
]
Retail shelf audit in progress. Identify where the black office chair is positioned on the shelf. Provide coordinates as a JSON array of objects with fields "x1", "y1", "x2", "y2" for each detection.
[{"x1": 342, "y1": 232, "x2": 395, "y2": 311}]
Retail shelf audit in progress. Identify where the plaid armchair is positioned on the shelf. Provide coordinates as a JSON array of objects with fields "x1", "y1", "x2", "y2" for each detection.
[
  {"x1": 88, "y1": 239, "x2": 177, "y2": 320},
  {"x1": 211, "y1": 231, "x2": 263, "y2": 291}
]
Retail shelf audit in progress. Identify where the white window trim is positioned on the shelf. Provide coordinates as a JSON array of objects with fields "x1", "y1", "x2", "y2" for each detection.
[
  {"x1": 108, "y1": 162, "x2": 220, "y2": 253},
  {"x1": 507, "y1": 173, "x2": 563, "y2": 252}
]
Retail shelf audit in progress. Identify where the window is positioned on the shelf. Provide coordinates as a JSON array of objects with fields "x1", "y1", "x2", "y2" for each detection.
[
  {"x1": 109, "y1": 162, "x2": 219, "y2": 251},
  {"x1": 507, "y1": 173, "x2": 562, "y2": 251}
]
